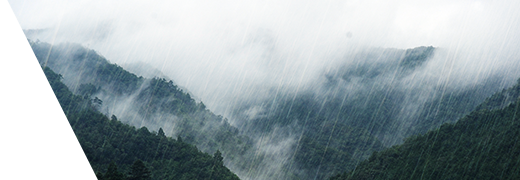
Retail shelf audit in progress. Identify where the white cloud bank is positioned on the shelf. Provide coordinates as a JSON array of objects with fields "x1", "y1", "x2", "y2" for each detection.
[{"x1": 9, "y1": 0, "x2": 520, "y2": 124}]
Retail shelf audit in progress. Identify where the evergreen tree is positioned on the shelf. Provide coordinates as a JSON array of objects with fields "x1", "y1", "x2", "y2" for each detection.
[
  {"x1": 104, "y1": 161, "x2": 125, "y2": 180},
  {"x1": 157, "y1": 128, "x2": 165, "y2": 138},
  {"x1": 330, "y1": 101, "x2": 520, "y2": 180},
  {"x1": 128, "y1": 160, "x2": 151, "y2": 180},
  {"x1": 213, "y1": 150, "x2": 224, "y2": 166},
  {"x1": 7, "y1": 35, "x2": 242, "y2": 180}
]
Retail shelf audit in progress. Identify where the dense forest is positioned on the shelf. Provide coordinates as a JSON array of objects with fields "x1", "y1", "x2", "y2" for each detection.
[
  {"x1": 227, "y1": 46, "x2": 507, "y2": 179},
  {"x1": 30, "y1": 40, "x2": 254, "y2": 167},
  {"x1": 32, "y1": 39, "x2": 517, "y2": 179},
  {"x1": 330, "y1": 79, "x2": 520, "y2": 180},
  {"x1": 44, "y1": 66, "x2": 240, "y2": 180}
]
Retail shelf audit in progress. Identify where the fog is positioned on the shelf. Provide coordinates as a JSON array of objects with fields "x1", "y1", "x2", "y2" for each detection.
[
  {"x1": 10, "y1": 0, "x2": 520, "y2": 179},
  {"x1": 10, "y1": 0, "x2": 520, "y2": 117}
]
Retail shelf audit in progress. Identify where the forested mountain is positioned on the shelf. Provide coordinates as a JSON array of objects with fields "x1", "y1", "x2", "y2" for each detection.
[
  {"x1": 31, "y1": 39, "x2": 377, "y2": 179},
  {"x1": 330, "y1": 79, "x2": 520, "y2": 180},
  {"x1": 234, "y1": 46, "x2": 504, "y2": 145},
  {"x1": 228, "y1": 46, "x2": 507, "y2": 179},
  {"x1": 30, "y1": 40, "x2": 253, "y2": 165},
  {"x1": 43, "y1": 66, "x2": 239, "y2": 180},
  {"x1": 476, "y1": 78, "x2": 520, "y2": 111},
  {"x1": 32, "y1": 38, "x2": 513, "y2": 179}
]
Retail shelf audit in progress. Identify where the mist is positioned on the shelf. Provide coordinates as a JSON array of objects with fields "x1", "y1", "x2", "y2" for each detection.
[
  {"x1": 10, "y1": 0, "x2": 520, "y2": 116},
  {"x1": 10, "y1": 0, "x2": 520, "y2": 179}
]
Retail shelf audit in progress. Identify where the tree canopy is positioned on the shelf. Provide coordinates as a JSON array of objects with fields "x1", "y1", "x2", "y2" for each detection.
[
  {"x1": 330, "y1": 80, "x2": 520, "y2": 180},
  {"x1": 42, "y1": 66, "x2": 240, "y2": 180}
]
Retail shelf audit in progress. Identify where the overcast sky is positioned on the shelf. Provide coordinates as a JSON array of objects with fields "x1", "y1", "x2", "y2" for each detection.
[{"x1": 9, "y1": 0, "x2": 520, "y2": 115}]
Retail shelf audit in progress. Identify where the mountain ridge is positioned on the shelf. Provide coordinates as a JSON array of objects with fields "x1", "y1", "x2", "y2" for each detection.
[
  {"x1": 330, "y1": 78, "x2": 520, "y2": 180},
  {"x1": 42, "y1": 65, "x2": 240, "y2": 180},
  {"x1": 30, "y1": 38, "x2": 515, "y2": 179}
]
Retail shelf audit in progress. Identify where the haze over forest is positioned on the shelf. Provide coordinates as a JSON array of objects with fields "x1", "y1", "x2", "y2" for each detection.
[
  {"x1": 11, "y1": 0, "x2": 520, "y2": 115},
  {"x1": 9, "y1": 0, "x2": 520, "y2": 179}
]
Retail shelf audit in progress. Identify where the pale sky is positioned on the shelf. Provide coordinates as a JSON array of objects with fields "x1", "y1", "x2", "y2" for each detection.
[{"x1": 9, "y1": 0, "x2": 520, "y2": 114}]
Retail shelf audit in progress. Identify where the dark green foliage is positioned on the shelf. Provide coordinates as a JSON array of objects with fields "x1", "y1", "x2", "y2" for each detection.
[
  {"x1": 288, "y1": 120, "x2": 383, "y2": 179},
  {"x1": 232, "y1": 46, "x2": 507, "y2": 179},
  {"x1": 210, "y1": 151, "x2": 243, "y2": 180},
  {"x1": 95, "y1": 60, "x2": 142, "y2": 95},
  {"x1": 227, "y1": 47, "x2": 440, "y2": 179},
  {"x1": 234, "y1": 91, "x2": 386, "y2": 179},
  {"x1": 330, "y1": 46, "x2": 498, "y2": 141},
  {"x1": 136, "y1": 78, "x2": 197, "y2": 115},
  {"x1": 399, "y1": 46, "x2": 435, "y2": 70},
  {"x1": 128, "y1": 160, "x2": 151, "y2": 180},
  {"x1": 102, "y1": 162, "x2": 125, "y2": 180},
  {"x1": 30, "y1": 40, "x2": 252, "y2": 166},
  {"x1": 35, "y1": 39, "x2": 511, "y2": 179},
  {"x1": 42, "y1": 66, "x2": 240, "y2": 180},
  {"x1": 407, "y1": 85, "x2": 499, "y2": 139},
  {"x1": 339, "y1": 46, "x2": 434, "y2": 83},
  {"x1": 69, "y1": 108, "x2": 240, "y2": 180},
  {"x1": 78, "y1": 83, "x2": 100, "y2": 97},
  {"x1": 476, "y1": 78, "x2": 520, "y2": 111},
  {"x1": 331, "y1": 95, "x2": 520, "y2": 180},
  {"x1": 30, "y1": 40, "x2": 144, "y2": 95}
]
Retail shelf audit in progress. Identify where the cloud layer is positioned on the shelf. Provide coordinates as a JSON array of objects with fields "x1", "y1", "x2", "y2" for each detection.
[
  {"x1": 11, "y1": 1, "x2": 520, "y2": 179},
  {"x1": 11, "y1": 1, "x2": 520, "y2": 116}
]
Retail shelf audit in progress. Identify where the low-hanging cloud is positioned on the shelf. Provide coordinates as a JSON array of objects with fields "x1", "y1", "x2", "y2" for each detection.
[
  {"x1": 11, "y1": 0, "x2": 520, "y2": 118},
  {"x1": 10, "y1": 0, "x2": 520, "y2": 179}
]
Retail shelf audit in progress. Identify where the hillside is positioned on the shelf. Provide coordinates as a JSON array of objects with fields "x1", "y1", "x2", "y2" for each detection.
[
  {"x1": 229, "y1": 46, "x2": 506, "y2": 179},
  {"x1": 31, "y1": 39, "x2": 512, "y2": 179},
  {"x1": 330, "y1": 79, "x2": 520, "y2": 180},
  {"x1": 30, "y1": 40, "x2": 389, "y2": 179},
  {"x1": 476, "y1": 78, "x2": 520, "y2": 111},
  {"x1": 43, "y1": 66, "x2": 240, "y2": 180},
  {"x1": 30, "y1": 40, "x2": 253, "y2": 165}
]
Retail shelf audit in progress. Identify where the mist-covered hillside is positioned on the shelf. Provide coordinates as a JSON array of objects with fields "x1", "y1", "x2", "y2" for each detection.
[
  {"x1": 330, "y1": 78, "x2": 520, "y2": 180},
  {"x1": 30, "y1": 38, "x2": 517, "y2": 179},
  {"x1": 226, "y1": 46, "x2": 510, "y2": 179},
  {"x1": 29, "y1": 40, "x2": 254, "y2": 172},
  {"x1": 231, "y1": 45, "x2": 506, "y2": 144},
  {"x1": 13, "y1": 0, "x2": 520, "y2": 179},
  {"x1": 43, "y1": 65, "x2": 240, "y2": 180}
]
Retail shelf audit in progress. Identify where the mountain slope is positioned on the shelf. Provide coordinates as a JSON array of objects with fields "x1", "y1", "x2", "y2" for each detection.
[
  {"x1": 330, "y1": 79, "x2": 520, "y2": 180},
  {"x1": 32, "y1": 39, "x2": 513, "y2": 179},
  {"x1": 43, "y1": 66, "x2": 240, "y2": 180},
  {"x1": 30, "y1": 39, "x2": 252, "y2": 160},
  {"x1": 229, "y1": 46, "x2": 507, "y2": 179},
  {"x1": 476, "y1": 78, "x2": 520, "y2": 111}
]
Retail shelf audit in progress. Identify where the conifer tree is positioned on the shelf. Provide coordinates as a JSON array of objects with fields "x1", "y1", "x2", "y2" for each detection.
[
  {"x1": 104, "y1": 161, "x2": 125, "y2": 180},
  {"x1": 128, "y1": 160, "x2": 151, "y2": 180}
]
